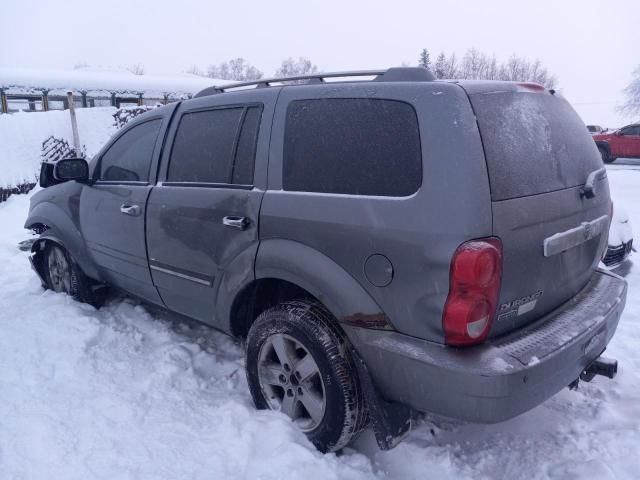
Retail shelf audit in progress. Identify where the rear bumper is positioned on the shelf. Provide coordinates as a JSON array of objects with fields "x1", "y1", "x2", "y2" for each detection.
[{"x1": 344, "y1": 269, "x2": 627, "y2": 423}]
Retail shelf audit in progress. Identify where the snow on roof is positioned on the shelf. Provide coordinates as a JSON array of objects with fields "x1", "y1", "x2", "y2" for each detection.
[{"x1": 0, "y1": 67, "x2": 231, "y2": 98}]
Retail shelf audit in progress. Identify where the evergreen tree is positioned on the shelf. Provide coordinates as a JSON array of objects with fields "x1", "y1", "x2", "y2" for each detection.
[
  {"x1": 419, "y1": 48, "x2": 431, "y2": 70},
  {"x1": 434, "y1": 52, "x2": 447, "y2": 79}
]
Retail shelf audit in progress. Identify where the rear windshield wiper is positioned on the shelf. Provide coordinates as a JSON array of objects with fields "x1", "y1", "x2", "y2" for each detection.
[{"x1": 580, "y1": 167, "x2": 607, "y2": 199}]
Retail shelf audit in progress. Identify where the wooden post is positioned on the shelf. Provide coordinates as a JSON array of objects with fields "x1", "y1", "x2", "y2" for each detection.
[
  {"x1": 81, "y1": 91, "x2": 88, "y2": 108},
  {"x1": 67, "y1": 91, "x2": 81, "y2": 156},
  {"x1": 42, "y1": 90, "x2": 49, "y2": 111},
  {"x1": 137, "y1": 93, "x2": 143, "y2": 106},
  {"x1": 0, "y1": 89, "x2": 7, "y2": 113},
  {"x1": 110, "y1": 92, "x2": 117, "y2": 107}
]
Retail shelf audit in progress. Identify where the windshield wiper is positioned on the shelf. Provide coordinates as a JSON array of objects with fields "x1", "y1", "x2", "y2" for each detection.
[{"x1": 580, "y1": 167, "x2": 607, "y2": 199}]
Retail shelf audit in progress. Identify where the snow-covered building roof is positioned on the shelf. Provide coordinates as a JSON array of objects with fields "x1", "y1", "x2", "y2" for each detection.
[{"x1": 0, "y1": 67, "x2": 230, "y2": 98}]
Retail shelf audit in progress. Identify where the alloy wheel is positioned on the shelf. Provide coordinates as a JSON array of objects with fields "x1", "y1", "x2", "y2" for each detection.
[
  {"x1": 47, "y1": 246, "x2": 71, "y2": 293},
  {"x1": 257, "y1": 333, "x2": 326, "y2": 432}
]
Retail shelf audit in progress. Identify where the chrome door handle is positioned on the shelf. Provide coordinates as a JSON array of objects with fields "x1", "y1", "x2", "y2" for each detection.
[
  {"x1": 223, "y1": 216, "x2": 249, "y2": 230},
  {"x1": 120, "y1": 204, "x2": 141, "y2": 216}
]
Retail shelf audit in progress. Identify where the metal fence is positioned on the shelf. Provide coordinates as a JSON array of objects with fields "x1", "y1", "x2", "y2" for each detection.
[{"x1": 0, "y1": 89, "x2": 184, "y2": 114}]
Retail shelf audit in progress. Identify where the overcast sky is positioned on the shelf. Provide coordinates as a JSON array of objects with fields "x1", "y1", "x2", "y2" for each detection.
[{"x1": 2, "y1": 0, "x2": 637, "y2": 126}]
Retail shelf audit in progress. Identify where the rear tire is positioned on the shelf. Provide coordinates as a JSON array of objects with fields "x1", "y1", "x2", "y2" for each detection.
[
  {"x1": 245, "y1": 300, "x2": 366, "y2": 452},
  {"x1": 599, "y1": 146, "x2": 614, "y2": 164},
  {"x1": 43, "y1": 244, "x2": 105, "y2": 306}
]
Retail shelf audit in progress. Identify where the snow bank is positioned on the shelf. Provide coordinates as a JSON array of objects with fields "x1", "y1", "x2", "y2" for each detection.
[
  {"x1": 0, "y1": 67, "x2": 228, "y2": 98},
  {"x1": 0, "y1": 193, "x2": 379, "y2": 480},
  {"x1": 0, "y1": 108, "x2": 116, "y2": 187},
  {"x1": 0, "y1": 170, "x2": 637, "y2": 479}
]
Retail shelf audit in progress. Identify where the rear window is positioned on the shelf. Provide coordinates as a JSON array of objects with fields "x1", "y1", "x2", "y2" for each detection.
[
  {"x1": 470, "y1": 92, "x2": 602, "y2": 201},
  {"x1": 283, "y1": 98, "x2": 421, "y2": 196}
]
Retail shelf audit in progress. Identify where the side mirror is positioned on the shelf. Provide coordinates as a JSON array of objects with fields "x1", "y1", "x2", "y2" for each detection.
[{"x1": 53, "y1": 158, "x2": 90, "y2": 183}]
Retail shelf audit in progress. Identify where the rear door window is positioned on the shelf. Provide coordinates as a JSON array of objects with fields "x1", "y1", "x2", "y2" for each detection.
[
  {"x1": 469, "y1": 92, "x2": 602, "y2": 201},
  {"x1": 168, "y1": 108, "x2": 243, "y2": 184},
  {"x1": 168, "y1": 106, "x2": 262, "y2": 185},
  {"x1": 232, "y1": 106, "x2": 262, "y2": 185},
  {"x1": 283, "y1": 98, "x2": 421, "y2": 196},
  {"x1": 98, "y1": 119, "x2": 161, "y2": 182}
]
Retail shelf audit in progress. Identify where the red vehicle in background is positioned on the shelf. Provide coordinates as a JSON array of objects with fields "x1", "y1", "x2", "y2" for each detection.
[{"x1": 594, "y1": 124, "x2": 640, "y2": 163}]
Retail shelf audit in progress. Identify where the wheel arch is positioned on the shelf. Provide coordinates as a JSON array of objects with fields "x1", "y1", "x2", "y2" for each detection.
[
  {"x1": 227, "y1": 239, "x2": 390, "y2": 338},
  {"x1": 595, "y1": 140, "x2": 611, "y2": 155},
  {"x1": 25, "y1": 203, "x2": 102, "y2": 282}
]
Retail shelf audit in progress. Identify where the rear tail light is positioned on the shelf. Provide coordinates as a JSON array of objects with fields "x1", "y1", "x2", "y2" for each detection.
[{"x1": 442, "y1": 238, "x2": 502, "y2": 346}]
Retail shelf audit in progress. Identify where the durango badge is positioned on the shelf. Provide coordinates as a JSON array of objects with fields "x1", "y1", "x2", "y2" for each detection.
[{"x1": 499, "y1": 290, "x2": 544, "y2": 318}]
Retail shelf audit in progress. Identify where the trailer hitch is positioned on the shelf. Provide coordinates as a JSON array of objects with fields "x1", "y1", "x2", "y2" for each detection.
[{"x1": 580, "y1": 356, "x2": 618, "y2": 382}]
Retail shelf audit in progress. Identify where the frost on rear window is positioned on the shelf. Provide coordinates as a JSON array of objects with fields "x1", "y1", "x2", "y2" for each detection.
[{"x1": 470, "y1": 92, "x2": 601, "y2": 201}]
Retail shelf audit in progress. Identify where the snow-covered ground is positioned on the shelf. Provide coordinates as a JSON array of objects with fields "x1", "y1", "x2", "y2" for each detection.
[
  {"x1": 0, "y1": 167, "x2": 638, "y2": 478},
  {"x1": 0, "y1": 108, "x2": 116, "y2": 188}
]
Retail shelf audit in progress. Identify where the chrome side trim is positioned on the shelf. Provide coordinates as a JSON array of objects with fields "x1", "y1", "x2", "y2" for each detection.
[{"x1": 150, "y1": 264, "x2": 212, "y2": 286}]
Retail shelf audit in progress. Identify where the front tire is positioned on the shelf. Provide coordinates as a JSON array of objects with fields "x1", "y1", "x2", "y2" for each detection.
[
  {"x1": 245, "y1": 300, "x2": 366, "y2": 452},
  {"x1": 43, "y1": 244, "x2": 104, "y2": 306}
]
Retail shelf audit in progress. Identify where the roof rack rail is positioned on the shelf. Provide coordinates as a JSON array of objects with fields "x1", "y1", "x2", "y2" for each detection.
[{"x1": 194, "y1": 67, "x2": 435, "y2": 98}]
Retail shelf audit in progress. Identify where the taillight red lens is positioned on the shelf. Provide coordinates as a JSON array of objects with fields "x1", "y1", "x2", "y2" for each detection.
[{"x1": 443, "y1": 238, "x2": 502, "y2": 346}]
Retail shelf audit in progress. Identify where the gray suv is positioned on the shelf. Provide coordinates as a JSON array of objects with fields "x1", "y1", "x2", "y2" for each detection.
[{"x1": 25, "y1": 68, "x2": 627, "y2": 452}]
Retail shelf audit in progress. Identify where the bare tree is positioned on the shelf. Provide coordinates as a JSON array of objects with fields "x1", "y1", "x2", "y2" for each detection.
[
  {"x1": 496, "y1": 54, "x2": 556, "y2": 88},
  {"x1": 186, "y1": 65, "x2": 205, "y2": 77},
  {"x1": 275, "y1": 57, "x2": 318, "y2": 78},
  {"x1": 73, "y1": 61, "x2": 90, "y2": 70},
  {"x1": 460, "y1": 48, "x2": 489, "y2": 80},
  {"x1": 207, "y1": 58, "x2": 263, "y2": 81},
  {"x1": 620, "y1": 65, "x2": 640, "y2": 117},
  {"x1": 486, "y1": 55, "x2": 499, "y2": 80},
  {"x1": 428, "y1": 49, "x2": 557, "y2": 88},
  {"x1": 500, "y1": 54, "x2": 525, "y2": 82},
  {"x1": 127, "y1": 63, "x2": 145, "y2": 75},
  {"x1": 445, "y1": 52, "x2": 459, "y2": 79}
]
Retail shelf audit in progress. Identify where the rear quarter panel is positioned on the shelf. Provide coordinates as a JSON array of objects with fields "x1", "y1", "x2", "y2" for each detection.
[{"x1": 259, "y1": 82, "x2": 492, "y2": 342}]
